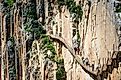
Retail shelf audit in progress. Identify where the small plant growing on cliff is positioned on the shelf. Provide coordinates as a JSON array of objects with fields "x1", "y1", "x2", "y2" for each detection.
[
  {"x1": 115, "y1": 6, "x2": 121, "y2": 12},
  {"x1": 57, "y1": 0, "x2": 65, "y2": 7},
  {"x1": 115, "y1": 3, "x2": 121, "y2": 13},
  {"x1": 6, "y1": 0, "x2": 14, "y2": 7},
  {"x1": 57, "y1": 0, "x2": 83, "y2": 21},
  {"x1": 56, "y1": 58, "x2": 66, "y2": 80}
]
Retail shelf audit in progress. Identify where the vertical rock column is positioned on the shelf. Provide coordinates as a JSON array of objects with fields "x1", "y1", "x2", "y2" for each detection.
[
  {"x1": 61, "y1": 7, "x2": 74, "y2": 80},
  {"x1": 0, "y1": 11, "x2": 1, "y2": 80},
  {"x1": 0, "y1": 13, "x2": 7, "y2": 80}
]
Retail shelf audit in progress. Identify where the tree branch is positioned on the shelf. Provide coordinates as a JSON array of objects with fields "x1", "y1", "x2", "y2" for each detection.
[{"x1": 47, "y1": 34, "x2": 97, "y2": 77}]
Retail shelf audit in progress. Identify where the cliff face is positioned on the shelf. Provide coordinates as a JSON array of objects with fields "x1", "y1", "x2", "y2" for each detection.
[
  {"x1": 0, "y1": 0, "x2": 121, "y2": 80},
  {"x1": 67, "y1": 0, "x2": 120, "y2": 80}
]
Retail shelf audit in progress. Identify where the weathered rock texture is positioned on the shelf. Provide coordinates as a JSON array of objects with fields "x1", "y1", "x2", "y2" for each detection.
[{"x1": 0, "y1": 0, "x2": 121, "y2": 80}]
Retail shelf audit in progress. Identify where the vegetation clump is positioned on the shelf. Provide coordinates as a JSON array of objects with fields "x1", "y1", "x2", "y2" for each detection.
[
  {"x1": 55, "y1": 57, "x2": 66, "y2": 80},
  {"x1": 6, "y1": 0, "x2": 14, "y2": 7},
  {"x1": 23, "y1": 1, "x2": 67, "y2": 79},
  {"x1": 57, "y1": 0, "x2": 83, "y2": 21},
  {"x1": 114, "y1": 2, "x2": 121, "y2": 13},
  {"x1": 115, "y1": 4, "x2": 121, "y2": 12}
]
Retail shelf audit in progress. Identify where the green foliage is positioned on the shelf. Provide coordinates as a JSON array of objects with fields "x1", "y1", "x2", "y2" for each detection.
[
  {"x1": 6, "y1": 0, "x2": 14, "y2": 7},
  {"x1": 57, "y1": 0, "x2": 83, "y2": 21},
  {"x1": 56, "y1": 66, "x2": 66, "y2": 80},
  {"x1": 23, "y1": 2, "x2": 37, "y2": 18},
  {"x1": 54, "y1": 56, "x2": 64, "y2": 64},
  {"x1": 115, "y1": 3, "x2": 121, "y2": 13},
  {"x1": 23, "y1": 2, "x2": 48, "y2": 56},
  {"x1": 115, "y1": 6, "x2": 121, "y2": 13},
  {"x1": 57, "y1": 0, "x2": 65, "y2": 6},
  {"x1": 55, "y1": 58, "x2": 66, "y2": 80},
  {"x1": 23, "y1": 2, "x2": 43, "y2": 39},
  {"x1": 39, "y1": 37, "x2": 66, "y2": 79},
  {"x1": 23, "y1": 2, "x2": 66, "y2": 79},
  {"x1": 41, "y1": 35, "x2": 56, "y2": 55}
]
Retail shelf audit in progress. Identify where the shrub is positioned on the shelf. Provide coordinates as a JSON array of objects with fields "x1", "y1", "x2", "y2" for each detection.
[{"x1": 6, "y1": 0, "x2": 14, "y2": 7}]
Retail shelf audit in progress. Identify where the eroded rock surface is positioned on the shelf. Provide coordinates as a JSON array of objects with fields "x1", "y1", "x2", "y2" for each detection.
[{"x1": 0, "y1": 0, "x2": 121, "y2": 80}]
